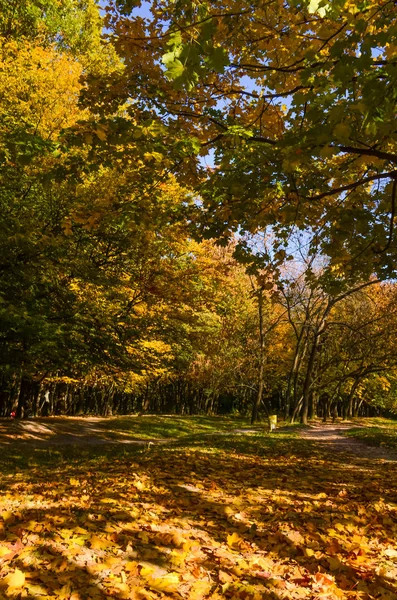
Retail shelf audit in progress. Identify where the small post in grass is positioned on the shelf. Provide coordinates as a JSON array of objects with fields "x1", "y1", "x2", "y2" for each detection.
[{"x1": 268, "y1": 414, "x2": 277, "y2": 433}]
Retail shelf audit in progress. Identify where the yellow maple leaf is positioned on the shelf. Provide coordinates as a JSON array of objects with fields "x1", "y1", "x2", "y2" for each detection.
[
  {"x1": 5, "y1": 568, "x2": 25, "y2": 590},
  {"x1": 148, "y1": 572, "x2": 180, "y2": 593},
  {"x1": 95, "y1": 125, "x2": 107, "y2": 141},
  {"x1": 0, "y1": 545, "x2": 11, "y2": 557},
  {"x1": 140, "y1": 567, "x2": 180, "y2": 593},
  {"x1": 62, "y1": 220, "x2": 73, "y2": 236},
  {"x1": 219, "y1": 570, "x2": 233, "y2": 583},
  {"x1": 90, "y1": 535, "x2": 110, "y2": 550},
  {"x1": 124, "y1": 561, "x2": 138, "y2": 573},
  {"x1": 190, "y1": 580, "x2": 212, "y2": 599},
  {"x1": 1, "y1": 510, "x2": 13, "y2": 523},
  {"x1": 139, "y1": 565, "x2": 154, "y2": 578},
  {"x1": 227, "y1": 532, "x2": 242, "y2": 548}
]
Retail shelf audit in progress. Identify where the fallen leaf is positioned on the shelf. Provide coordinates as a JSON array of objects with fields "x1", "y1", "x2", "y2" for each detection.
[
  {"x1": 227, "y1": 532, "x2": 242, "y2": 548},
  {"x1": 5, "y1": 568, "x2": 25, "y2": 590}
]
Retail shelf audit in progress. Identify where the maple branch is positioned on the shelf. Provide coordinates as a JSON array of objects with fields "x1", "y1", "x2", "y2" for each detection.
[
  {"x1": 250, "y1": 135, "x2": 277, "y2": 145},
  {"x1": 166, "y1": 108, "x2": 228, "y2": 131},
  {"x1": 338, "y1": 146, "x2": 397, "y2": 165},
  {"x1": 122, "y1": 10, "x2": 252, "y2": 41},
  {"x1": 200, "y1": 134, "x2": 224, "y2": 147},
  {"x1": 230, "y1": 58, "x2": 333, "y2": 74},
  {"x1": 330, "y1": 279, "x2": 381, "y2": 309},
  {"x1": 247, "y1": 138, "x2": 397, "y2": 164},
  {"x1": 317, "y1": 22, "x2": 348, "y2": 50},
  {"x1": 373, "y1": 176, "x2": 397, "y2": 253},
  {"x1": 207, "y1": 84, "x2": 309, "y2": 100},
  {"x1": 308, "y1": 170, "x2": 397, "y2": 201},
  {"x1": 199, "y1": 130, "x2": 277, "y2": 147}
]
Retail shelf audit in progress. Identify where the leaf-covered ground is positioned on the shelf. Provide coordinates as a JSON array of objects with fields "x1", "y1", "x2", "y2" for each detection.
[{"x1": 1, "y1": 417, "x2": 397, "y2": 600}]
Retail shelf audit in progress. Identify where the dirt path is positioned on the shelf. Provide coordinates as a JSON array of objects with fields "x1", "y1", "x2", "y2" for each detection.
[{"x1": 299, "y1": 423, "x2": 397, "y2": 461}]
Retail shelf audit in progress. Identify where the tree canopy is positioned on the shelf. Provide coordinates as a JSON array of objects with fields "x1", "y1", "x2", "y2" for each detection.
[
  {"x1": 1, "y1": 0, "x2": 397, "y2": 422},
  {"x1": 102, "y1": 0, "x2": 397, "y2": 278}
]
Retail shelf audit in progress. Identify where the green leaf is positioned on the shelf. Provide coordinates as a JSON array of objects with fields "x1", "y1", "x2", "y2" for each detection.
[
  {"x1": 205, "y1": 47, "x2": 230, "y2": 73},
  {"x1": 162, "y1": 51, "x2": 177, "y2": 66},
  {"x1": 164, "y1": 59, "x2": 185, "y2": 81},
  {"x1": 166, "y1": 30, "x2": 182, "y2": 47},
  {"x1": 307, "y1": 0, "x2": 328, "y2": 17}
]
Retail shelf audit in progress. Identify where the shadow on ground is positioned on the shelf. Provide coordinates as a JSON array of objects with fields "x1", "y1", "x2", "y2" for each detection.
[{"x1": 0, "y1": 424, "x2": 396, "y2": 599}]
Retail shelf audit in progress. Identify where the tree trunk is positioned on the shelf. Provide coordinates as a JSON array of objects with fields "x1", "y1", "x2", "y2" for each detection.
[
  {"x1": 16, "y1": 376, "x2": 30, "y2": 418},
  {"x1": 252, "y1": 288, "x2": 266, "y2": 425},
  {"x1": 301, "y1": 334, "x2": 320, "y2": 424},
  {"x1": 347, "y1": 378, "x2": 360, "y2": 418},
  {"x1": 301, "y1": 313, "x2": 329, "y2": 425},
  {"x1": 285, "y1": 336, "x2": 304, "y2": 421},
  {"x1": 291, "y1": 395, "x2": 303, "y2": 423},
  {"x1": 252, "y1": 358, "x2": 265, "y2": 424}
]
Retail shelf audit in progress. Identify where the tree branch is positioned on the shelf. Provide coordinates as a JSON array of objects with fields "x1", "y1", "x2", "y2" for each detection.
[
  {"x1": 374, "y1": 176, "x2": 397, "y2": 253},
  {"x1": 308, "y1": 170, "x2": 397, "y2": 201},
  {"x1": 338, "y1": 146, "x2": 397, "y2": 165}
]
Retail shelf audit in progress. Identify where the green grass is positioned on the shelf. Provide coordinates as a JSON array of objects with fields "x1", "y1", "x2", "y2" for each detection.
[
  {"x1": 1, "y1": 416, "x2": 302, "y2": 476},
  {"x1": 6, "y1": 415, "x2": 397, "y2": 477},
  {"x1": 93, "y1": 414, "x2": 256, "y2": 439},
  {"x1": 351, "y1": 416, "x2": 397, "y2": 427},
  {"x1": 92, "y1": 414, "x2": 306, "y2": 440},
  {"x1": 344, "y1": 418, "x2": 397, "y2": 451}
]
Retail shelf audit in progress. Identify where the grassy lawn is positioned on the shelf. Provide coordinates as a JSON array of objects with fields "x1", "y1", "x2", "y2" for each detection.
[
  {"x1": 0, "y1": 417, "x2": 396, "y2": 600},
  {"x1": 92, "y1": 414, "x2": 304, "y2": 440},
  {"x1": 344, "y1": 417, "x2": 397, "y2": 452},
  {"x1": 93, "y1": 414, "x2": 257, "y2": 440}
]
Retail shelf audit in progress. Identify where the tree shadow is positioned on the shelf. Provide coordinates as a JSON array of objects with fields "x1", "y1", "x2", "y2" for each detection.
[
  {"x1": 0, "y1": 414, "x2": 253, "y2": 447},
  {"x1": 0, "y1": 431, "x2": 396, "y2": 599}
]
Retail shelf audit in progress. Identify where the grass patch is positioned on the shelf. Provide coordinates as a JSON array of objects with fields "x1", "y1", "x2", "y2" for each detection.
[
  {"x1": 93, "y1": 414, "x2": 255, "y2": 439},
  {"x1": 2, "y1": 418, "x2": 298, "y2": 474},
  {"x1": 350, "y1": 416, "x2": 397, "y2": 428},
  {"x1": 345, "y1": 422, "x2": 397, "y2": 452}
]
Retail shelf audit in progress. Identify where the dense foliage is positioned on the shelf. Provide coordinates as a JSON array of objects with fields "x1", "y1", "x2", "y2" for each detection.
[{"x1": 1, "y1": 0, "x2": 397, "y2": 422}]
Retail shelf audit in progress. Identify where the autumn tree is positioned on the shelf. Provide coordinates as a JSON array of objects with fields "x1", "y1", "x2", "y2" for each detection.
[
  {"x1": 3, "y1": 0, "x2": 397, "y2": 420},
  {"x1": 315, "y1": 282, "x2": 397, "y2": 418},
  {"x1": 100, "y1": 0, "x2": 397, "y2": 282},
  {"x1": 0, "y1": 0, "x2": 202, "y2": 415}
]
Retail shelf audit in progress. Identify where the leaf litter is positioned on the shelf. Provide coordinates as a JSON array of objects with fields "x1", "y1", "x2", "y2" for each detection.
[{"x1": 0, "y1": 428, "x2": 396, "y2": 600}]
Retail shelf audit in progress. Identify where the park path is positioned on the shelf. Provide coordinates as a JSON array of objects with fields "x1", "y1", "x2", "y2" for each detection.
[{"x1": 298, "y1": 423, "x2": 397, "y2": 462}]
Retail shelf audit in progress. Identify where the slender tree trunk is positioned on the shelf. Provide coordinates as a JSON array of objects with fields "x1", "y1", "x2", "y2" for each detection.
[
  {"x1": 291, "y1": 395, "x2": 303, "y2": 422},
  {"x1": 285, "y1": 336, "x2": 304, "y2": 420},
  {"x1": 252, "y1": 358, "x2": 265, "y2": 424},
  {"x1": 347, "y1": 378, "x2": 360, "y2": 418},
  {"x1": 301, "y1": 313, "x2": 328, "y2": 424},
  {"x1": 322, "y1": 395, "x2": 329, "y2": 422},
  {"x1": 16, "y1": 376, "x2": 30, "y2": 418},
  {"x1": 290, "y1": 331, "x2": 310, "y2": 421},
  {"x1": 308, "y1": 391, "x2": 317, "y2": 419},
  {"x1": 301, "y1": 334, "x2": 320, "y2": 424},
  {"x1": 252, "y1": 288, "x2": 266, "y2": 425}
]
